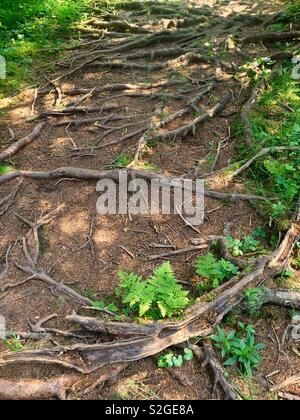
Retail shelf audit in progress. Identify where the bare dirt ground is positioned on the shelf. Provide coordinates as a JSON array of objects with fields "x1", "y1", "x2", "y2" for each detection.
[{"x1": 0, "y1": 0, "x2": 299, "y2": 400}]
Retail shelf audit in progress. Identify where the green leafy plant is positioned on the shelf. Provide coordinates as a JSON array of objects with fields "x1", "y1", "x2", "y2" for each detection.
[
  {"x1": 157, "y1": 347, "x2": 193, "y2": 368},
  {"x1": 252, "y1": 226, "x2": 267, "y2": 239},
  {"x1": 195, "y1": 253, "x2": 239, "y2": 289},
  {"x1": 0, "y1": 165, "x2": 14, "y2": 175},
  {"x1": 111, "y1": 153, "x2": 132, "y2": 168},
  {"x1": 211, "y1": 326, "x2": 265, "y2": 377},
  {"x1": 244, "y1": 287, "x2": 266, "y2": 316},
  {"x1": 91, "y1": 300, "x2": 119, "y2": 313},
  {"x1": 226, "y1": 235, "x2": 260, "y2": 257},
  {"x1": 116, "y1": 262, "x2": 190, "y2": 319}
]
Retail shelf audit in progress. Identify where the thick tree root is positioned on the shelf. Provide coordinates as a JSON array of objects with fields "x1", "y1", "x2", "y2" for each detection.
[
  {"x1": 84, "y1": 363, "x2": 128, "y2": 394},
  {"x1": 1, "y1": 204, "x2": 298, "y2": 372},
  {"x1": 0, "y1": 376, "x2": 77, "y2": 400},
  {"x1": 0, "y1": 167, "x2": 268, "y2": 201},
  {"x1": 241, "y1": 31, "x2": 300, "y2": 44},
  {"x1": 88, "y1": 52, "x2": 210, "y2": 72},
  {"x1": 0, "y1": 123, "x2": 46, "y2": 163},
  {"x1": 202, "y1": 344, "x2": 242, "y2": 400},
  {"x1": 83, "y1": 19, "x2": 151, "y2": 34}
]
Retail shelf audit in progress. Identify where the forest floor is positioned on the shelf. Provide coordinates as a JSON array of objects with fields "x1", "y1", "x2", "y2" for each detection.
[{"x1": 0, "y1": 0, "x2": 299, "y2": 400}]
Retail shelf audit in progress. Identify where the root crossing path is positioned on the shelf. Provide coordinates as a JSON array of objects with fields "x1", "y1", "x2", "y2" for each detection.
[{"x1": 0, "y1": 0, "x2": 299, "y2": 401}]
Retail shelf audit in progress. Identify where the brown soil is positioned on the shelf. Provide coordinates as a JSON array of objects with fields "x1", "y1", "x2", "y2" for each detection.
[{"x1": 0, "y1": 0, "x2": 299, "y2": 400}]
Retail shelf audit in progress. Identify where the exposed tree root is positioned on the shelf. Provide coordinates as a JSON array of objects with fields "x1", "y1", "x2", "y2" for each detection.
[
  {"x1": 149, "y1": 92, "x2": 232, "y2": 142},
  {"x1": 84, "y1": 363, "x2": 128, "y2": 394},
  {"x1": 0, "y1": 123, "x2": 46, "y2": 163},
  {"x1": 0, "y1": 376, "x2": 77, "y2": 400},
  {"x1": 0, "y1": 180, "x2": 22, "y2": 217},
  {"x1": 33, "y1": 104, "x2": 124, "y2": 120},
  {"x1": 60, "y1": 79, "x2": 187, "y2": 96},
  {"x1": 202, "y1": 344, "x2": 242, "y2": 400},
  {"x1": 262, "y1": 289, "x2": 300, "y2": 310},
  {"x1": 271, "y1": 373, "x2": 300, "y2": 392},
  {"x1": 84, "y1": 19, "x2": 151, "y2": 34},
  {"x1": 0, "y1": 167, "x2": 268, "y2": 201},
  {"x1": 241, "y1": 31, "x2": 300, "y2": 44},
  {"x1": 229, "y1": 146, "x2": 300, "y2": 179},
  {"x1": 89, "y1": 51, "x2": 210, "y2": 72},
  {"x1": 1, "y1": 225, "x2": 298, "y2": 372}
]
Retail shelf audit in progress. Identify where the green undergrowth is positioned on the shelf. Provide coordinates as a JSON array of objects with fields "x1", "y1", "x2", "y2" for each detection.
[
  {"x1": 238, "y1": 64, "x2": 300, "y2": 226},
  {"x1": 0, "y1": 0, "x2": 93, "y2": 98}
]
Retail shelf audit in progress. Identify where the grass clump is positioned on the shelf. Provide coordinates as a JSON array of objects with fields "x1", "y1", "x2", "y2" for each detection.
[
  {"x1": 239, "y1": 67, "x2": 300, "y2": 223},
  {"x1": 0, "y1": 0, "x2": 92, "y2": 97}
]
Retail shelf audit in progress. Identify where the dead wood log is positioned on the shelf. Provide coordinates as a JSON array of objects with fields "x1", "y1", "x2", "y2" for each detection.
[
  {"x1": 241, "y1": 31, "x2": 300, "y2": 44},
  {"x1": 66, "y1": 313, "x2": 160, "y2": 337},
  {"x1": 3, "y1": 206, "x2": 299, "y2": 372},
  {"x1": 0, "y1": 123, "x2": 46, "y2": 163},
  {"x1": 0, "y1": 166, "x2": 268, "y2": 202},
  {"x1": 202, "y1": 344, "x2": 242, "y2": 400},
  {"x1": 0, "y1": 376, "x2": 77, "y2": 400}
]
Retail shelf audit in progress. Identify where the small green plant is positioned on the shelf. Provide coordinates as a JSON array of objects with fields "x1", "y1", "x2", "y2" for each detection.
[
  {"x1": 211, "y1": 326, "x2": 265, "y2": 377},
  {"x1": 0, "y1": 165, "x2": 14, "y2": 174},
  {"x1": 157, "y1": 347, "x2": 193, "y2": 368},
  {"x1": 243, "y1": 287, "x2": 265, "y2": 316},
  {"x1": 3, "y1": 336, "x2": 23, "y2": 352},
  {"x1": 226, "y1": 235, "x2": 260, "y2": 257},
  {"x1": 111, "y1": 153, "x2": 132, "y2": 168},
  {"x1": 195, "y1": 253, "x2": 239, "y2": 289},
  {"x1": 116, "y1": 262, "x2": 190, "y2": 319},
  {"x1": 252, "y1": 226, "x2": 267, "y2": 239},
  {"x1": 91, "y1": 300, "x2": 119, "y2": 313}
]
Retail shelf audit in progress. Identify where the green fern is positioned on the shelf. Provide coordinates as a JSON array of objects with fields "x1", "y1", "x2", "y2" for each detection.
[
  {"x1": 195, "y1": 253, "x2": 239, "y2": 289},
  {"x1": 116, "y1": 262, "x2": 190, "y2": 319}
]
